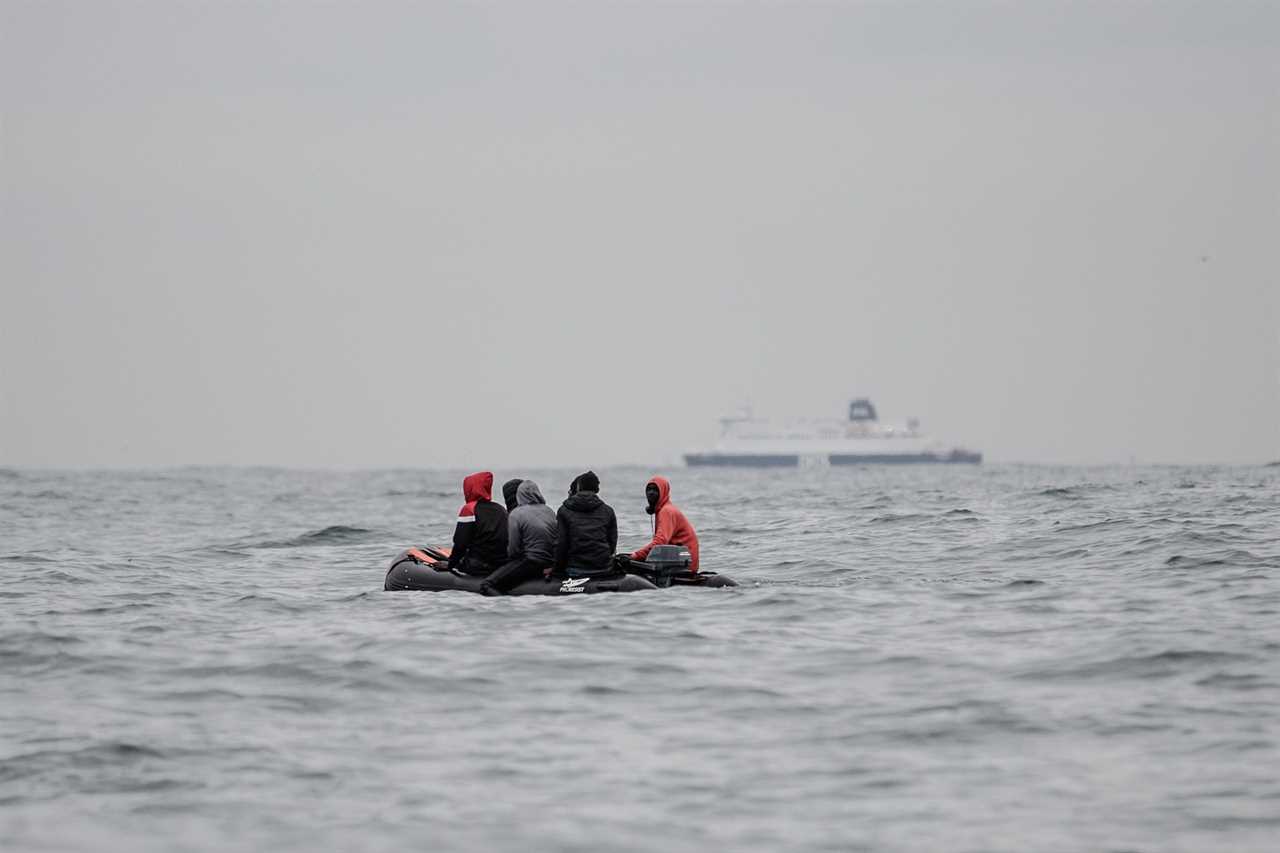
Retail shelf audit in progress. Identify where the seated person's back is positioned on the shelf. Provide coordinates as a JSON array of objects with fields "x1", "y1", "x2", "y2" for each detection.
[
  {"x1": 554, "y1": 471, "x2": 617, "y2": 577},
  {"x1": 447, "y1": 471, "x2": 508, "y2": 574},
  {"x1": 509, "y1": 480, "x2": 558, "y2": 564}
]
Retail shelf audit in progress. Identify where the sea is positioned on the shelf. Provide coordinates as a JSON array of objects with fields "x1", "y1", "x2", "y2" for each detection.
[{"x1": 1, "y1": 464, "x2": 1277, "y2": 852}]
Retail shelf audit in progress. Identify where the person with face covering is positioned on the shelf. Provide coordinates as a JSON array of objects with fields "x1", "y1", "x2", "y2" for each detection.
[
  {"x1": 446, "y1": 471, "x2": 508, "y2": 575},
  {"x1": 554, "y1": 470, "x2": 618, "y2": 578},
  {"x1": 479, "y1": 479, "x2": 558, "y2": 596},
  {"x1": 628, "y1": 476, "x2": 700, "y2": 572}
]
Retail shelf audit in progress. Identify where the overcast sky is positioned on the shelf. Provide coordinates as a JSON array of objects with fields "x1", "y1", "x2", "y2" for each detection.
[{"x1": 3, "y1": 0, "x2": 1277, "y2": 468}]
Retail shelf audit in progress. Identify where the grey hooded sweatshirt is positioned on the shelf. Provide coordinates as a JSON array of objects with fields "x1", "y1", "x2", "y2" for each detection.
[{"x1": 507, "y1": 480, "x2": 558, "y2": 564}]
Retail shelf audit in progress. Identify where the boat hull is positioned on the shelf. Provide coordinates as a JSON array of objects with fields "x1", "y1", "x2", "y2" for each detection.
[{"x1": 385, "y1": 554, "x2": 657, "y2": 595}]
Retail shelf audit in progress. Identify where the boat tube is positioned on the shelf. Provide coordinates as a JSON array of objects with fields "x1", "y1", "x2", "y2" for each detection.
[
  {"x1": 384, "y1": 548, "x2": 657, "y2": 595},
  {"x1": 384, "y1": 545, "x2": 738, "y2": 594}
]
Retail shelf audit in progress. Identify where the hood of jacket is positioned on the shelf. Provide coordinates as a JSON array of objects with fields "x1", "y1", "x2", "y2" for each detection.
[
  {"x1": 516, "y1": 480, "x2": 547, "y2": 507},
  {"x1": 647, "y1": 476, "x2": 672, "y2": 513},
  {"x1": 563, "y1": 491, "x2": 604, "y2": 513},
  {"x1": 462, "y1": 471, "x2": 494, "y2": 503},
  {"x1": 502, "y1": 478, "x2": 523, "y2": 511}
]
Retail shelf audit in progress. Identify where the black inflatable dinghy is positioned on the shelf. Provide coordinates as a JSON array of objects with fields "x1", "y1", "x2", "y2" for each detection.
[{"x1": 384, "y1": 548, "x2": 657, "y2": 595}]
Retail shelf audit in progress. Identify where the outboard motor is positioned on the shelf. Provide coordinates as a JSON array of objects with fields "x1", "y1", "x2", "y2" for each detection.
[{"x1": 637, "y1": 544, "x2": 692, "y2": 588}]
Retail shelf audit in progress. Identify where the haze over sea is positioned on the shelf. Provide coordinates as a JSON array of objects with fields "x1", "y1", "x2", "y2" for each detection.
[{"x1": 2, "y1": 464, "x2": 1277, "y2": 852}]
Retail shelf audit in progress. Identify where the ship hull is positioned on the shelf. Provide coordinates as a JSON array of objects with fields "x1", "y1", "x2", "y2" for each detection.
[
  {"x1": 828, "y1": 450, "x2": 982, "y2": 465},
  {"x1": 685, "y1": 450, "x2": 982, "y2": 467},
  {"x1": 684, "y1": 453, "x2": 800, "y2": 467}
]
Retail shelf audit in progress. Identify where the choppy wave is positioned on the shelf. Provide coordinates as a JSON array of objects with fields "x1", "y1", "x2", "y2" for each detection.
[
  {"x1": 1165, "y1": 550, "x2": 1269, "y2": 569},
  {"x1": 247, "y1": 525, "x2": 380, "y2": 549}
]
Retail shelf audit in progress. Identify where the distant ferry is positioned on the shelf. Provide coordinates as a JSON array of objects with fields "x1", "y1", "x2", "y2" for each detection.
[{"x1": 684, "y1": 399, "x2": 982, "y2": 467}]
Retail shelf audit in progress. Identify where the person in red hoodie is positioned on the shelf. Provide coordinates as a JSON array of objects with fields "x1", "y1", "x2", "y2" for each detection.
[
  {"x1": 447, "y1": 471, "x2": 508, "y2": 576},
  {"x1": 628, "y1": 476, "x2": 700, "y2": 572}
]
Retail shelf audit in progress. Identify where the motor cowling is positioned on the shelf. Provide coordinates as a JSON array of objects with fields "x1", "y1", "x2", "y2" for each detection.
[{"x1": 641, "y1": 544, "x2": 691, "y2": 587}]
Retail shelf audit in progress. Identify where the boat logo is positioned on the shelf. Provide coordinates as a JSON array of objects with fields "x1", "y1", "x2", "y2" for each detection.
[{"x1": 559, "y1": 578, "x2": 590, "y2": 594}]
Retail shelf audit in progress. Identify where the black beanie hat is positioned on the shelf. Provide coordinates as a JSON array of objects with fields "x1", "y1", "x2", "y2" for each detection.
[
  {"x1": 576, "y1": 470, "x2": 600, "y2": 493},
  {"x1": 502, "y1": 478, "x2": 523, "y2": 512}
]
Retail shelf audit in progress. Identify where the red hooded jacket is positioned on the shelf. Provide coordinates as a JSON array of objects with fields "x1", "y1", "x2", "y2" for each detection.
[
  {"x1": 458, "y1": 471, "x2": 493, "y2": 516},
  {"x1": 447, "y1": 471, "x2": 508, "y2": 570},
  {"x1": 630, "y1": 476, "x2": 700, "y2": 572}
]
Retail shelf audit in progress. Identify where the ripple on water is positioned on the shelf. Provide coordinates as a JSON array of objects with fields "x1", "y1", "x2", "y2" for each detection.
[{"x1": 1020, "y1": 649, "x2": 1259, "y2": 682}]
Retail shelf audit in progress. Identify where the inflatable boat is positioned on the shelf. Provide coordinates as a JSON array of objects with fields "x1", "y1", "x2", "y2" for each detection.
[
  {"x1": 384, "y1": 545, "x2": 738, "y2": 595},
  {"x1": 384, "y1": 548, "x2": 657, "y2": 595}
]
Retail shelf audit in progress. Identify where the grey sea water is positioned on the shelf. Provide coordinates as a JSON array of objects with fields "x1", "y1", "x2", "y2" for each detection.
[{"x1": 1, "y1": 464, "x2": 1278, "y2": 852}]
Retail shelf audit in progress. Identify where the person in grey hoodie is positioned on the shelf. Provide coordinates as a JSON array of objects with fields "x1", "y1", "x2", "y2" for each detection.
[{"x1": 480, "y1": 479, "x2": 559, "y2": 596}]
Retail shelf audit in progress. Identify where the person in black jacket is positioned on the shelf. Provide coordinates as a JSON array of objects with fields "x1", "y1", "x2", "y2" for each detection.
[
  {"x1": 447, "y1": 471, "x2": 508, "y2": 576},
  {"x1": 554, "y1": 470, "x2": 617, "y2": 578}
]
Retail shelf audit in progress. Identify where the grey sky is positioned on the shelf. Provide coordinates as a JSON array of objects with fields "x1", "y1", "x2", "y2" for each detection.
[{"x1": 3, "y1": 0, "x2": 1277, "y2": 467}]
